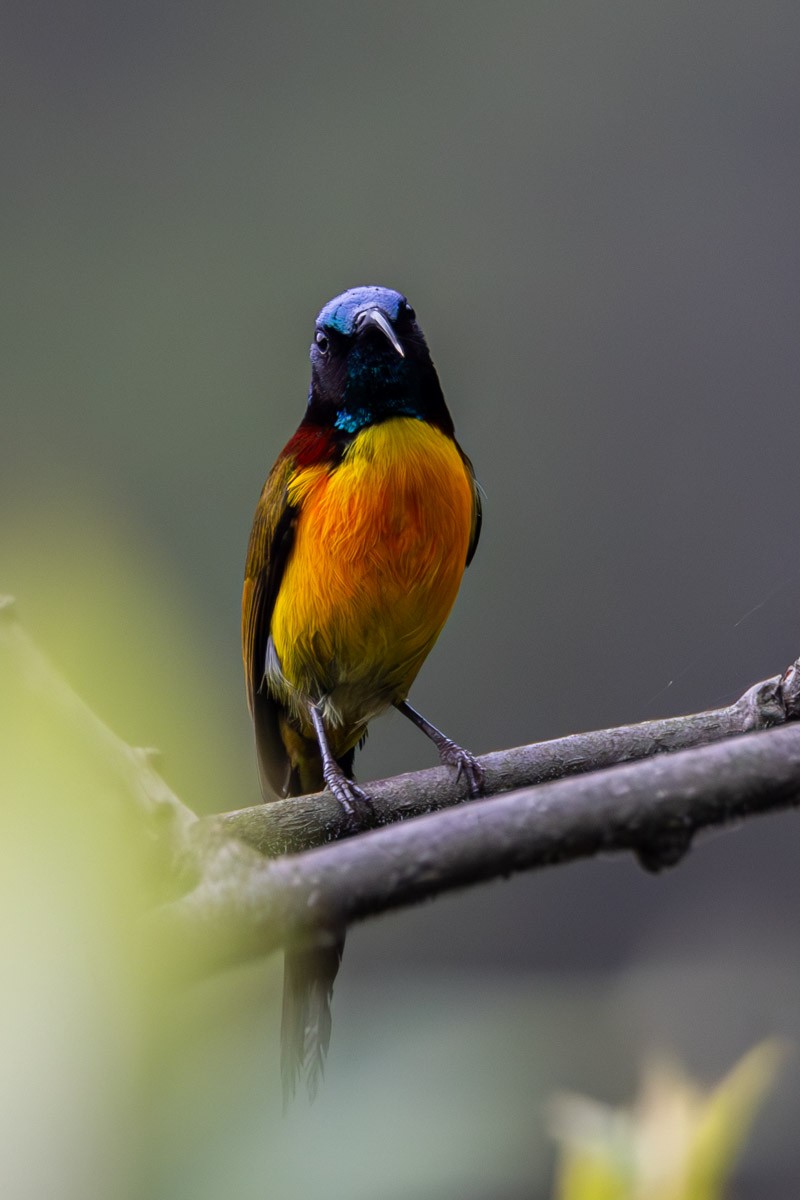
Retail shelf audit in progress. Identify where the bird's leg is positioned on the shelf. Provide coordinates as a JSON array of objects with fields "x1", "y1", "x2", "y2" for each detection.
[
  {"x1": 307, "y1": 702, "x2": 374, "y2": 828},
  {"x1": 395, "y1": 700, "x2": 484, "y2": 798}
]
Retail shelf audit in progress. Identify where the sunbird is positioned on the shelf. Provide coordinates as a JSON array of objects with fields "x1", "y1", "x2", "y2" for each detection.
[{"x1": 242, "y1": 285, "x2": 482, "y2": 1099}]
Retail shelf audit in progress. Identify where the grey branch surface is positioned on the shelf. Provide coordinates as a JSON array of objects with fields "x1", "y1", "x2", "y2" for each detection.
[
  {"x1": 200, "y1": 664, "x2": 800, "y2": 859},
  {"x1": 166, "y1": 672, "x2": 800, "y2": 970}
]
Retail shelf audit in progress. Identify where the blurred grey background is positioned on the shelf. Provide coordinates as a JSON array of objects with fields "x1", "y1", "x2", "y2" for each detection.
[{"x1": 3, "y1": 2, "x2": 800, "y2": 1197}]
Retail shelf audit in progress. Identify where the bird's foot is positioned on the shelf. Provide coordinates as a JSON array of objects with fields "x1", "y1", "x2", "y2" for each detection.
[
  {"x1": 437, "y1": 738, "x2": 485, "y2": 799},
  {"x1": 322, "y1": 761, "x2": 375, "y2": 830},
  {"x1": 393, "y1": 700, "x2": 485, "y2": 799},
  {"x1": 308, "y1": 699, "x2": 376, "y2": 830}
]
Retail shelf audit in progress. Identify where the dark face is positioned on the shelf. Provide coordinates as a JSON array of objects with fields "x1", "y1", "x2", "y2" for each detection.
[{"x1": 305, "y1": 286, "x2": 454, "y2": 436}]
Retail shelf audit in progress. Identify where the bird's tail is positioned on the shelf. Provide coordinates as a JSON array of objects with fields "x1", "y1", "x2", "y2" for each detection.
[
  {"x1": 281, "y1": 936, "x2": 344, "y2": 1107},
  {"x1": 277, "y1": 745, "x2": 355, "y2": 1105}
]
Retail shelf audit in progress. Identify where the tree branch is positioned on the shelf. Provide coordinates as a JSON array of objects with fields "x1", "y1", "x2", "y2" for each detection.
[
  {"x1": 8, "y1": 591, "x2": 797, "y2": 978},
  {"x1": 199, "y1": 661, "x2": 800, "y2": 858},
  {"x1": 162, "y1": 717, "x2": 800, "y2": 971}
]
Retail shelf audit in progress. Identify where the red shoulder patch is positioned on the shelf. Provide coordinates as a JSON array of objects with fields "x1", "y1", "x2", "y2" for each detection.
[{"x1": 284, "y1": 424, "x2": 338, "y2": 468}]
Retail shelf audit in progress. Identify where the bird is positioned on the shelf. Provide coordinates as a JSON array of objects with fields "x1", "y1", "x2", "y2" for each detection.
[{"x1": 242, "y1": 285, "x2": 482, "y2": 1102}]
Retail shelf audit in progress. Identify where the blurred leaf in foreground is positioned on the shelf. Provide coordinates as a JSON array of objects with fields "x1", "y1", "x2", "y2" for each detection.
[
  {"x1": 550, "y1": 1040, "x2": 785, "y2": 1200},
  {"x1": 0, "y1": 588, "x2": 279, "y2": 1200},
  {"x1": 0, "y1": 594, "x2": 169, "y2": 1200}
]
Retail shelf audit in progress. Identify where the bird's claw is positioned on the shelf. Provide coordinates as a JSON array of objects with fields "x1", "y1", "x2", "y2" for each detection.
[
  {"x1": 323, "y1": 768, "x2": 375, "y2": 830},
  {"x1": 438, "y1": 739, "x2": 485, "y2": 798}
]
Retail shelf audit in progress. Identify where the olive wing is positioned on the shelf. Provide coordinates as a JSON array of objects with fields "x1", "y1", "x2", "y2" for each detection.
[{"x1": 242, "y1": 456, "x2": 299, "y2": 798}]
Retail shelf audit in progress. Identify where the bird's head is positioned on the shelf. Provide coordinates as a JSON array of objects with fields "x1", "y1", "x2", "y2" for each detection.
[{"x1": 305, "y1": 286, "x2": 454, "y2": 436}]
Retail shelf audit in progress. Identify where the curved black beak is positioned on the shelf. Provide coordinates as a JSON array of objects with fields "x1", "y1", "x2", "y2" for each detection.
[{"x1": 355, "y1": 307, "x2": 405, "y2": 357}]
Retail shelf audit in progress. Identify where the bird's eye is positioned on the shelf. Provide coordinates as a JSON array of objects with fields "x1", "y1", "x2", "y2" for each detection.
[
  {"x1": 405, "y1": 304, "x2": 416, "y2": 320},
  {"x1": 315, "y1": 331, "x2": 329, "y2": 353}
]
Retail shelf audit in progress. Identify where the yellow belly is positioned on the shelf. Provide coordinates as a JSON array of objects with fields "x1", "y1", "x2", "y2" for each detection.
[{"x1": 270, "y1": 417, "x2": 474, "y2": 748}]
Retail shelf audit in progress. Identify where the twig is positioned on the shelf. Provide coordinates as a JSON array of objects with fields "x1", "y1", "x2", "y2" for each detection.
[
  {"x1": 201, "y1": 662, "x2": 800, "y2": 858},
  {"x1": 161, "y1": 718, "x2": 800, "y2": 971}
]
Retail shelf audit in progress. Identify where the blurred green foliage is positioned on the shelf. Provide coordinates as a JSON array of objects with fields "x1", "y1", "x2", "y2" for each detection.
[
  {"x1": 0, "y1": 584, "x2": 274, "y2": 1199},
  {"x1": 551, "y1": 1042, "x2": 784, "y2": 1200}
]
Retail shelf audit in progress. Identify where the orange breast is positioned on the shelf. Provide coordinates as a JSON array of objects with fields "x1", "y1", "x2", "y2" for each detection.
[{"x1": 269, "y1": 417, "x2": 474, "y2": 740}]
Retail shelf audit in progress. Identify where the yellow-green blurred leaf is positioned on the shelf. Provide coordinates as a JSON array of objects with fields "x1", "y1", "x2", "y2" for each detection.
[
  {"x1": 686, "y1": 1041, "x2": 785, "y2": 1200},
  {"x1": 550, "y1": 1042, "x2": 784, "y2": 1200}
]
